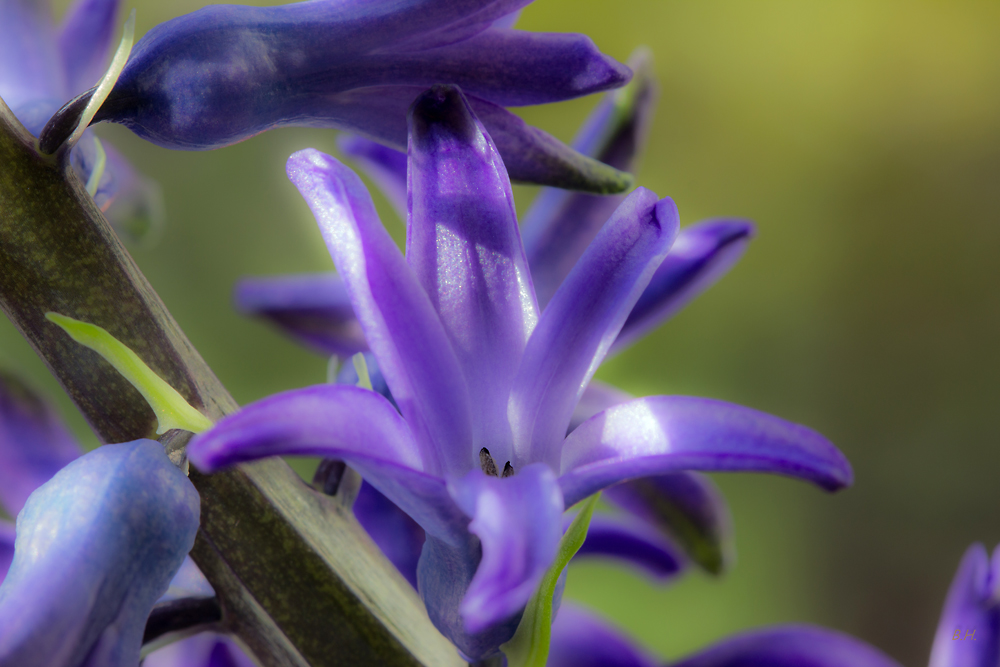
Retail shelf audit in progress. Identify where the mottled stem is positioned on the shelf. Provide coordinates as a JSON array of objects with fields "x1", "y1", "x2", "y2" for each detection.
[{"x1": 0, "y1": 97, "x2": 461, "y2": 667}]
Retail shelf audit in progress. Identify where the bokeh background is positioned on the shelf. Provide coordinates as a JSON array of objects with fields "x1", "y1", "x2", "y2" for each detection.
[{"x1": 3, "y1": 1, "x2": 1000, "y2": 664}]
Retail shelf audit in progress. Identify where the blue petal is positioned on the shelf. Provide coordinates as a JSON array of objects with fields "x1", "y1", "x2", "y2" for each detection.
[
  {"x1": 354, "y1": 481, "x2": 425, "y2": 589},
  {"x1": 0, "y1": 440, "x2": 200, "y2": 667},
  {"x1": 559, "y1": 396, "x2": 853, "y2": 508},
  {"x1": 569, "y1": 380, "x2": 632, "y2": 434},
  {"x1": 928, "y1": 543, "x2": 1000, "y2": 667},
  {"x1": 548, "y1": 603, "x2": 659, "y2": 667},
  {"x1": 0, "y1": 520, "x2": 13, "y2": 583},
  {"x1": 522, "y1": 49, "x2": 658, "y2": 307},
  {"x1": 0, "y1": 371, "x2": 81, "y2": 517},
  {"x1": 286, "y1": 148, "x2": 473, "y2": 476},
  {"x1": 669, "y1": 624, "x2": 903, "y2": 667},
  {"x1": 574, "y1": 513, "x2": 685, "y2": 581},
  {"x1": 407, "y1": 86, "x2": 537, "y2": 465},
  {"x1": 510, "y1": 190, "x2": 679, "y2": 469},
  {"x1": 611, "y1": 219, "x2": 755, "y2": 354},
  {"x1": 58, "y1": 0, "x2": 120, "y2": 96},
  {"x1": 0, "y1": 0, "x2": 65, "y2": 117},
  {"x1": 234, "y1": 273, "x2": 368, "y2": 357}
]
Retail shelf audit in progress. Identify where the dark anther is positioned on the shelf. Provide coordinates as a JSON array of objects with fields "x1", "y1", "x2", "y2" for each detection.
[
  {"x1": 479, "y1": 447, "x2": 498, "y2": 477},
  {"x1": 313, "y1": 458, "x2": 349, "y2": 495},
  {"x1": 37, "y1": 86, "x2": 96, "y2": 155},
  {"x1": 143, "y1": 596, "x2": 222, "y2": 645},
  {"x1": 502, "y1": 462, "x2": 514, "y2": 478}
]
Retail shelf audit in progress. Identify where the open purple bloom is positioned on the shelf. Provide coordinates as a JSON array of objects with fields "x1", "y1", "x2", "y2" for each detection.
[
  {"x1": 236, "y1": 51, "x2": 747, "y2": 577},
  {"x1": 548, "y1": 603, "x2": 903, "y2": 667},
  {"x1": 80, "y1": 0, "x2": 632, "y2": 193},
  {"x1": 0, "y1": 372, "x2": 247, "y2": 667},
  {"x1": 187, "y1": 85, "x2": 851, "y2": 660},
  {"x1": 0, "y1": 0, "x2": 163, "y2": 243}
]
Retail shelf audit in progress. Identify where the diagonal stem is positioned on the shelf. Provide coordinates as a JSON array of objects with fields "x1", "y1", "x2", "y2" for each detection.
[{"x1": 0, "y1": 97, "x2": 461, "y2": 667}]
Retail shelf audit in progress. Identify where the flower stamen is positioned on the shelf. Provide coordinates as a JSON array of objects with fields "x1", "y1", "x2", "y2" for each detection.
[{"x1": 479, "y1": 447, "x2": 499, "y2": 477}]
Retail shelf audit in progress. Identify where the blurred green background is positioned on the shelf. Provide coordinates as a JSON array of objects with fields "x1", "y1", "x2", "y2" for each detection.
[{"x1": 3, "y1": 0, "x2": 1000, "y2": 664}]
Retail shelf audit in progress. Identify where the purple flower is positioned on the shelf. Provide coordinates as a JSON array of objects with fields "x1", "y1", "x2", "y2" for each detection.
[
  {"x1": 0, "y1": 372, "x2": 243, "y2": 667},
  {"x1": 77, "y1": 0, "x2": 632, "y2": 193},
  {"x1": 0, "y1": 0, "x2": 163, "y2": 243},
  {"x1": 547, "y1": 603, "x2": 902, "y2": 667},
  {"x1": 187, "y1": 85, "x2": 851, "y2": 660},
  {"x1": 236, "y1": 50, "x2": 749, "y2": 578}
]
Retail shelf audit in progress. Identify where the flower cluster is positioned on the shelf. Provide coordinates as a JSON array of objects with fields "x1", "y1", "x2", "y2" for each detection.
[{"x1": 0, "y1": 1, "x2": 991, "y2": 667}]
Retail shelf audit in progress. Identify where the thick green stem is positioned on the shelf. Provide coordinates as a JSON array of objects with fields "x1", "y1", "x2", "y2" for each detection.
[{"x1": 0, "y1": 98, "x2": 462, "y2": 667}]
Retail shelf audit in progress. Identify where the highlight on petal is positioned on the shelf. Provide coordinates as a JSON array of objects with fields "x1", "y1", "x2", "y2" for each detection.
[
  {"x1": 522, "y1": 48, "x2": 658, "y2": 307},
  {"x1": 449, "y1": 464, "x2": 564, "y2": 634},
  {"x1": 510, "y1": 190, "x2": 680, "y2": 469},
  {"x1": 669, "y1": 624, "x2": 903, "y2": 667},
  {"x1": 408, "y1": 85, "x2": 537, "y2": 465},
  {"x1": 602, "y1": 472, "x2": 734, "y2": 575},
  {"x1": 187, "y1": 384, "x2": 468, "y2": 544},
  {"x1": 234, "y1": 273, "x2": 368, "y2": 358},
  {"x1": 337, "y1": 133, "x2": 408, "y2": 221},
  {"x1": 611, "y1": 219, "x2": 755, "y2": 354},
  {"x1": 0, "y1": 371, "x2": 81, "y2": 516},
  {"x1": 547, "y1": 603, "x2": 659, "y2": 667},
  {"x1": 287, "y1": 148, "x2": 473, "y2": 475},
  {"x1": 569, "y1": 380, "x2": 632, "y2": 434},
  {"x1": 928, "y1": 543, "x2": 1000, "y2": 667},
  {"x1": 0, "y1": 440, "x2": 200, "y2": 667},
  {"x1": 58, "y1": 0, "x2": 121, "y2": 96},
  {"x1": 559, "y1": 396, "x2": 853, "y2": 508},
  {"x1": 574, "y1": 512, "x2": 685, "y2": 581}
]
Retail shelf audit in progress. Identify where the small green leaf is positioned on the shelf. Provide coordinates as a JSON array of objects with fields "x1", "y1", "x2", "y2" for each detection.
[
  {"x1": 46, "y1": 312, "x2": 213, "y2": 435},
  {"x1": 501, "y1": 492, "x2": 602, "y2": 667},
  {"x1": 352, "y1": 352, "x2": 373, "y2": 390}
]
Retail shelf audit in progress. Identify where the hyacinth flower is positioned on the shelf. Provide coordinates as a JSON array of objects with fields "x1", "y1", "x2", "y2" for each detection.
[
  {"x1": 0, "y1": 372, "x2": 250, "y2": 667},
  {"x1": 36, "y1": 0, "x2": 635, "y2": 194},
  {"x1": 237, "y1": 49, "x2": 749, "y2": 578},
  {"x1": 0, "y1": 374, "x2": 200, "y2": 666},
  {"x1": 926, "y1": 543, "x2": 1000, "y2": 667},
  {"x1": 186, "y1": 85, "x2": 852, "y2": 661},
  {"x1": 0, "y1": 0, "x2": 163, "y2": 243}
]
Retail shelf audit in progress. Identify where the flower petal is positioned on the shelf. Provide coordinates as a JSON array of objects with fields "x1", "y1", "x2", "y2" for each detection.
[
  {"x1": 603, "y1": 472, "x2": 734, "y2": 575},
  {"x1": 0, "y1": 440, "x2": 200, "y2": 667},
  {"x1": 928, "y1": 543, "x2": 1000, "y2": 667},
  {"x1": 286, "y1": 148, "x2": 472, "y2": 476},
  {"x1": 548, "y1": 603, "x2": 659, "y2": 667},
  {"x1": 522, "y1": 49, "x2": 658, "y2": 307},
  {"x1": 97, "y1": 141, "x2": 166, "y2": 246},
  {"x1": 0, "y1": 371, "x2": 81, "y2": 517},
  {"x1": 510, "y1": 190, "x2": 679, "y2": 469},
  {"x1": 234, "y1": 273, "x2": 368, "y2": 357},
  {"x1": 0, "y1": 520, "x2": 13, "y2": 583},
  {"x1": 337, "y1": 134, "x2": 408, "y2": 221},
  {"x1": 187, "y1": 384, "x2": 468, "y2": 543},
  {"x1": 669, "y1": 624, "x2": 903, "y2": 667},
  {"x1": 450, "y1": 464, "x2": 564, "y2": 633},
  {"x1": 611, "y1": 219, "x2": 755, "y2": 354},
  {"x1": 574, "y1": 513, "x2": 685, "y2": 581},
  {"x1": 407, "y1": 86, "x2": 537, "y2": 463},
  {"x1": 418, "y1": 464, "x2": 563, "y2": 658},
  {"x1": 58, "y1": 0, "x2": 120, "y2": 96},
  {"x1": 0, "y1": 0, "x2": 65, "y2": 116},
  {"x1": 353, "y1": 481, "x2": 425, "y2": 589},
  {"x1": 144, "y1": 632, "x2": 256, "y2": 667},
  {"x1": 559, "y1": 396, "x2": 853, "y2": 508}
]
